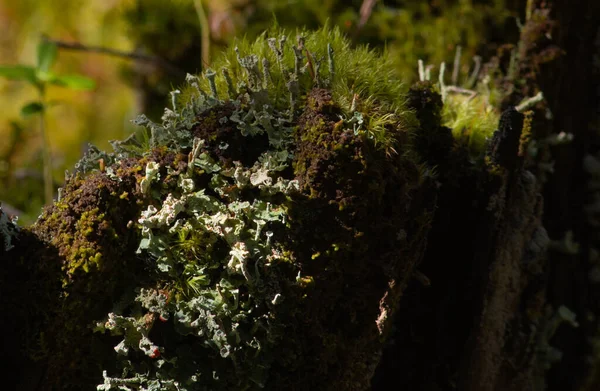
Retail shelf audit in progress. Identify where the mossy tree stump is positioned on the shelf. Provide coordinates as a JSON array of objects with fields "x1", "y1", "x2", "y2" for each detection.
[{"x1": 1, "y1": 2, "x2": 599, "y2": 387}]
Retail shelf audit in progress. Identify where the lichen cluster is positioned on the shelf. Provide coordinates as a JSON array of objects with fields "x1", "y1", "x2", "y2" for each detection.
[{"x1": 3, "y1": 27, "x2": 505, "y2": 390}]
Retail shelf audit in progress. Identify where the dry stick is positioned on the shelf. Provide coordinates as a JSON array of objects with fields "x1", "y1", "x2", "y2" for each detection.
[
  {"x1": 193, "y1": 0, "x2": 211, "y2": 68},
  {"x1": 445, "y1": 86, "x2": 478, "y2": 101},
  {"x1": 42, "y1": 37, "x2": 185, "y2": 77},
  {"x1": 352, "y1": 0, "x2": 378, "y2": 42},
  {"x1": 358, "y1": 0, "x2": 378, "y2": 29}
]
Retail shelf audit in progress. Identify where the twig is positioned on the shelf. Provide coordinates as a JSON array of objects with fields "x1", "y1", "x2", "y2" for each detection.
[
  {"x1": 352, "y1": 0, "x2": 378, "y2": 41},
  {"x1": 193, "y1": 0, "x2": 211, "y2": 68},
  {"x1": 358, "y1": 0, "x2": 378, "y2": 29},
  {"x1": 445, "y1": 86, "x2": 477, "y2": 95},
  {"x1": 425, "y1": 64, "x2": 434, "y2": 81},
  {"x1": 0, "y1": 201, "x2": 24, "y2": 218},
  {"x1": 42, "y1": 37, "x2": 185, "y2": 77},
  {"x1": 445, "y1": 85, "x2": 478, "y2": 101}
]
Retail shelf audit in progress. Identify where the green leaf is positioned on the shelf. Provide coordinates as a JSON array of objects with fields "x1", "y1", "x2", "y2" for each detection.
[
  {"x1": 36, "y1": 40, "x2": 58, "y2": 73},
  {"x1": 0, "y1": 65, "x2": 38, "y2": 85},
  {"x1": 50, "y1": 74, "x2": 96, "y2": 90},
  {"x1": 35, "y1": 69, "x2": 56, "y2": 83},
  {"x1": 20, "y1": 102, "x2": 45, "y2": 117}
]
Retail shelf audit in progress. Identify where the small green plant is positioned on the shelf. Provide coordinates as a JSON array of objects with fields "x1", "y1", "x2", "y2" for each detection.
[{"x1": 0, "y1": 38, "x2": 96, "y2": 204}]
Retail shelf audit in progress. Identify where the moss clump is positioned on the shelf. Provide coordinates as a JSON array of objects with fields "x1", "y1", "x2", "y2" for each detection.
[
  {"x1": 9, "y1": 146, "x2": 188, "y2": 389},
  {"x1": 3, "y1": 27, "x2": 501, "y2": 390},
  {"x1": 268, "y1": 87, "x2": 435, "y2": 389}
]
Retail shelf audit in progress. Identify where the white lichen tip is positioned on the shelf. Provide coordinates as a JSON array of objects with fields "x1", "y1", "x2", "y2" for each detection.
[{"x1": 140, "y1": 161, "x2": 160, "y2": 194}]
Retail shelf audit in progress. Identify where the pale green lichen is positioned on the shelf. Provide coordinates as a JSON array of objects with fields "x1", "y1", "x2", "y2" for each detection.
[{"x1": 140, "y1": 161, "x2": 161, "y2": 194}]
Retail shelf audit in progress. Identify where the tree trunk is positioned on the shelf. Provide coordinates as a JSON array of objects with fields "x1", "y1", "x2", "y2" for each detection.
[{"x1": 373, "y1": 0, "x2": 600, "y2": 389}]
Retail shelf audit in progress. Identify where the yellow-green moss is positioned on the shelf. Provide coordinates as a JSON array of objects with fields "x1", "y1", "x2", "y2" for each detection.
[{"x1": 519, "y1": 110, "x2": 534, "y2": 157}]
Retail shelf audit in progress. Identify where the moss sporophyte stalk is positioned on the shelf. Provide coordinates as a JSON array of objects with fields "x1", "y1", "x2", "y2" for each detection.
[{"x1": 4, "y1": 27, "x2": 514, "y2": 390}]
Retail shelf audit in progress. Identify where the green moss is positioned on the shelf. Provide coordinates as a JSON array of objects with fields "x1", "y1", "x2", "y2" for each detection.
[
  {"x1": 442, "y1": 93, "x2": 499, "y2": 157},
  {"x1": 255, "y1": 79, "x2": 436, "y2": 387},
  {"x1": 19, "y1": 147, "x2": 194, "y2": 389},
  {"x1": 180, "y1": 26, "x2": 417, "y2": 151},
  {"x1": 519, "y1": 110, "x2": 534, "y2": 157}
]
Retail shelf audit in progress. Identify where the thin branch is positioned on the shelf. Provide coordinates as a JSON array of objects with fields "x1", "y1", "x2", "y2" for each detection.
[
  {"x1": 445, "y1": 86, "x2": 477, "y2": 95},
  {"x1": 358, "y1": 0, "x2": 378, "y2": 29},
  {"x1": 42, "y1": 37, "x2": 185, "y2": 77},
  {"x1": 445, "y1": 85, "x2": 478, "y2": 101},
  {"x1": 352, "y1": 0, "x2": 378, "y2": 42},
  {"x1": 0, "y1": 202, "x2": 24, "y2": 218},
  {"x1": 193, "y1": 0, "x2": 211, "y2": 68}
]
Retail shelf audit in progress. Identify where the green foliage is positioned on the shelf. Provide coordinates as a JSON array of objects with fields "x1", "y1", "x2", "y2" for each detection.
[
  {"x1": 20, "y1": 101, "x2": 45, "y2": 118},
  {"x1": 0, "y1": 40, "x2": 96, "y2": 95},
  {"x1": 36, "y1": 40, "x2": 58, "y2": 75},
  {"x1": 0, "y1": 65, "x2": 38, "y2": 86},
  {"x1": 0, "y1": 38, "x2": 96, "y2": 205}
]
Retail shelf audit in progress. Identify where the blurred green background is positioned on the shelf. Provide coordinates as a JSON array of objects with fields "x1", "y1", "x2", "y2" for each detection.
[{"x1": 0, "y1": 0, "x2": 516, "y2": 223}]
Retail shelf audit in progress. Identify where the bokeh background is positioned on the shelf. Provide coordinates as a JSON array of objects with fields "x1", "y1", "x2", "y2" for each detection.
[{"x1": 0, "y1": 0, "x2": 515, "y2": 223}]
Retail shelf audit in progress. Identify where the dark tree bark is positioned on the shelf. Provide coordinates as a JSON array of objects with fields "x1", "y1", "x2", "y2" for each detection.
[{"x1": 372, "y1": 1, "x2": 600, "y2": 390}]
